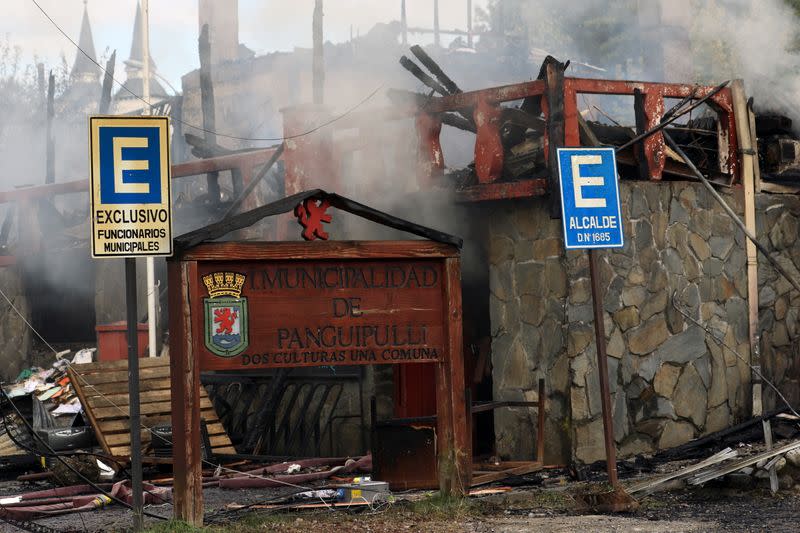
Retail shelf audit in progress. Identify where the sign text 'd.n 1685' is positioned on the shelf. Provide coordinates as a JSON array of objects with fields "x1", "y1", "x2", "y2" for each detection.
[
  {"x1": 89, "y1": 116, "x2": 172, "y2": 258},
  {"x1": 556, "y1": 147, "x2": 624, "y2": 250}
]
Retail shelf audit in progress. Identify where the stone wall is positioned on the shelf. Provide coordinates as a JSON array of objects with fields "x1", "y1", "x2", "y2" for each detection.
[
  {"x1": 488, "y1": 180, "x2": 800, "y2": 464},
  {"x1": 756, "y1": 193, "x2": 800, "y2": 411}
]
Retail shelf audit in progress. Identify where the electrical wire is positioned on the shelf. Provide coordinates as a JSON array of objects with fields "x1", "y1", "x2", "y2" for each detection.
[
  {"x1": 0, "y1": 281, "x2": 330, "y2": 504},
  {"x1": 0, "y1": 412, "x2": 172, "y2": 507},
  {"x1": 671, "y1": 290, "x2": 800, "y2": 421},
  {"x1": 29, "y1": 0, "x2": 384, "y2": 143},
  {"x1": 0, "y1": 387, "x2": 168, "y2": 521}
]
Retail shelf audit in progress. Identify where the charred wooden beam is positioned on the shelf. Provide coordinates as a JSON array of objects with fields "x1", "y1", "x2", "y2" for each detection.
[
  {"x1": 99, "y1": 50, "x2": 116, "y2": 115},
  {"x1": 410, "y1": 45, "x2": 462, "y2": 95},
  {"x1": 223, "y1": 142, "x2": 285, "y2": 218},
  {"x1": 544, "y1": 58, "x2": 567, "y2": 218},
  {"x1": 400, "y1": 56, "x2": 449, "y2": 96},
  {"x1": 199, "y1": 24, "x2": 220, "y2": 204},
  {"x1": 386, "y1": 89, "x2": 475, "y2": 132},
  {"x1": 45, "y1": 71, "x2": 54, "y2": 185},
  {"x1": 501, "y1": 107, "x2": 545, "y2": 135}
]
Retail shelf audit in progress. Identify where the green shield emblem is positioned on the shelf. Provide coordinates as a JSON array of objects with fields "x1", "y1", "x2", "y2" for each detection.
[{"x1": 204, "y1": 296, "x2": 248, "y2": 357}]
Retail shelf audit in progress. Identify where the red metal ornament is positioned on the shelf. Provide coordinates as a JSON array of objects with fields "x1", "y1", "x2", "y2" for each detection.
[{"x1": 294, "y1": 198, "x2": 332, "y2": 241}]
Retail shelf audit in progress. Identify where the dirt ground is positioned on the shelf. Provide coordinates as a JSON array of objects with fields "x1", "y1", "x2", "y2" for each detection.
[{"x1": 2, "y1": 482, "x2": 799, "y2": 532}]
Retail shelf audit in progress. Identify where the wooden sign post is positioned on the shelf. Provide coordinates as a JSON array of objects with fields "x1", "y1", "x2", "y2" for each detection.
[{"x1": 169, "y1": 240, "x2": 468, "y2": 525}]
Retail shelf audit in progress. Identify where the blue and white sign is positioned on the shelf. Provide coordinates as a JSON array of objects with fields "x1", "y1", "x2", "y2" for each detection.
[
  {"x1": 556, "y1": 147, "x2": 624, "y2": 249},
  {"x1": 90, "y1": 116, "x2": 172, "y2": 258}
]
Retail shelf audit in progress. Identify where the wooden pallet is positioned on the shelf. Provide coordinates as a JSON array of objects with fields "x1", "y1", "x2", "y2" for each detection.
[{"x1": 67, "y1": 356, "x2": 235, "y2": 461}]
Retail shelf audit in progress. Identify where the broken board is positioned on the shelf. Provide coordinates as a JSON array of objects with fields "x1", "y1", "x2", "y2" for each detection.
[{"x1": 67, "y1": 356, "x2": 235, "y2": 461}]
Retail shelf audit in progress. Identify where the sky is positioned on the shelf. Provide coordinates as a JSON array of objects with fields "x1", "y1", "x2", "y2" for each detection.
[{"x1": 4, "y1": 0, "x2": 488, "y2": 91}]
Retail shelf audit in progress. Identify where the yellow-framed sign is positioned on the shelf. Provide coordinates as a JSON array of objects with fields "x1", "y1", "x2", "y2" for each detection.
[{"x1": 89, "y1": 116, "x2": 173, "y2": 258}]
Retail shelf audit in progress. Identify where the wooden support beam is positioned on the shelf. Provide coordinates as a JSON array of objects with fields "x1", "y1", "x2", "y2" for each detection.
[
  {"x1": 199, "y1": 24, "x2": 220, "y2": 204},
  {"x1": 45, "y1": 71, "x2": 54, "y2": 185},
  {"x1": 99, "y1": 50, "x2": 116, "y2": 115}
]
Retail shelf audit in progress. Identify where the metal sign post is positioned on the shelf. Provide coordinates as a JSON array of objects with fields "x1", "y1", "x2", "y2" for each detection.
[
  {"x1": 557, "y1": 147, "x2": 623, "y2": 486},
  {"x1": 89, "y1": 116, "x2": 172, "y2": 530},
  {"x1": 124, "y1": 258, "x2": 143, "y2": 529}
]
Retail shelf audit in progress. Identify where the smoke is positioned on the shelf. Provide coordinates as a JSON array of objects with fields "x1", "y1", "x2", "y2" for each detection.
[{"x1": 502, "y1": 0, "x2": 800, "y2": 125}]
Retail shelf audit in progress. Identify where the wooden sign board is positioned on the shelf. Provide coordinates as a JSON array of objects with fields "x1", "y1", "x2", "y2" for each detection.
[
  {"x1": 168, "y1": 240, "x2": 469, "y2": 525},
  {"x1": 197, "y1": 257, "x2": 445, "y2": 371}
]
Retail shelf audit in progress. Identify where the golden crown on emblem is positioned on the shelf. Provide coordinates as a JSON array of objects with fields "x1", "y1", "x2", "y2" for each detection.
[{"x1": 203, "y1": 272, "x2": 246, "y2": 298}]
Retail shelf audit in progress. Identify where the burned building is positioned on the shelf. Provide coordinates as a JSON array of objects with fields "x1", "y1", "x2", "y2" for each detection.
[{"x1": 1, "y1": 1, "x2": 800, "y2": 476}]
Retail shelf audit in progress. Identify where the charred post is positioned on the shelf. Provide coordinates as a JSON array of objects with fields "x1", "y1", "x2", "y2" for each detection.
[
  {"x1": 199, "y1": 24, "x2": 221, "y2": 204},
  {"x1": 45, "y1": 71, "x2": 55, "y2": 185},
  {"x1": 98, "y1": 50, "x2": 116, "y2": 115}
]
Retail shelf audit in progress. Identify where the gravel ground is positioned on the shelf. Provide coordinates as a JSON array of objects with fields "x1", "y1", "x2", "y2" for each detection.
[
  {"x1": 0, "y1": 483, "x2": 794, "y2": 532},
  {"x1": 0, "y1": 471, "x2": 799, "y2": 532}
]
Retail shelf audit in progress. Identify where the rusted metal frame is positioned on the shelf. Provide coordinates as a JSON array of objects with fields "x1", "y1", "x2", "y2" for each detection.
[{"x1": 169, "y1": 259, "x2": 204, "y2": 526}]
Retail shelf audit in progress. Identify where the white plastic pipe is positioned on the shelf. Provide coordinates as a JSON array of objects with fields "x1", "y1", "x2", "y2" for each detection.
[{"x1": 142, "y1": 0, "x2": 156, "y2": 358}]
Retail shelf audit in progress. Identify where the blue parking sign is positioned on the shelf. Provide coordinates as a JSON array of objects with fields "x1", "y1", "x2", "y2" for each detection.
[{"x1": 556, "y1": 147, "x2": 624, "y2": 249}]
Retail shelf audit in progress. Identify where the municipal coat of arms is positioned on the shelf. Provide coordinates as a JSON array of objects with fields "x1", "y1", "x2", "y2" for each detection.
[{"x1": 203, "y1": 272, "x2": 249, "y2": 357}]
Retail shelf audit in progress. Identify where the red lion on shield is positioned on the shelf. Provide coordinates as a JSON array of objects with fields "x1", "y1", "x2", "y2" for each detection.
[{"x1": 214, "y1": 308, "x2": 238, "y2": 335}]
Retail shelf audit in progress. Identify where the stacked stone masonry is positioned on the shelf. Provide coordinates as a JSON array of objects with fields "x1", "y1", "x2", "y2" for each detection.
[{"x1": 489, "y1": 180, "x2": 800, "y2": 465}]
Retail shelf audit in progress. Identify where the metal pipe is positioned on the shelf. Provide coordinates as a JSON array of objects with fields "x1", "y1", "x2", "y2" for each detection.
[
  {"x1": 125, "y1": 258, "x2": 143, "y2": 531},
  {"x1": 589, "y1": 249, "x2": 618, "y2": 487},
  {"x1": 142, "y1": 0, "x2": 157, "y2": 362}
]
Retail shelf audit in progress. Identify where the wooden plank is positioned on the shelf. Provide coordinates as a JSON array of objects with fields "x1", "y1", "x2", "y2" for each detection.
[
  {"x1": 85, "y1": 378, "x2": 173, "y2": 396},
  {"x1": 180, "y1": 241, "x2": 459, "y2": 262},
  {"x1": 72, "y1": 357, "x2": 170, "y2": 373},
  {"x1": 88, "y1": 392, "x2": 213, "y2": 410},
  {"x1": 68, "y1": 351, "x2": 233, "y2": 466},
  {"x1": 100, "y1": 418, "x2": 226, "y2": 436},
  {"x1": 471, "y1": 462, "x2": 543, "y2": 487},
  {"x1": 91, "y1": 399, "x2": 214, "y2": 419},
  {"x1": 214, "y1": 446, "x2": 237, "y2": 454},
  {"x1": 626, "y1": 447, "x2": 737, "y2": 495},
  {"x1": 67, "y1": 364, "x2": 113, "y2": 456},
  {"x1": 689, "y1": 440, "x2": 800, "y2": 486},
  {"x1": 78, "y1": 365, "x2": 171, "y2": 386}
]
